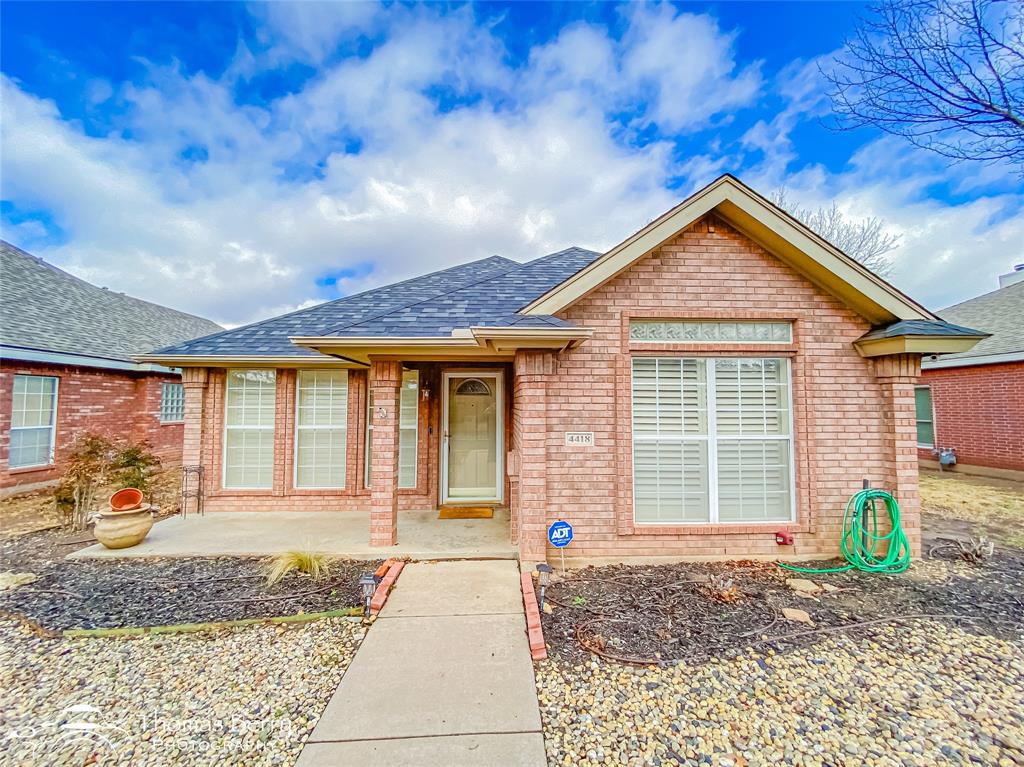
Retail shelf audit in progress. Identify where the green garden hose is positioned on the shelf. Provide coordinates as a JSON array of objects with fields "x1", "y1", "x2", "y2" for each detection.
[{"x1": 779, "y1": 488, "x2": 910, "y2": 575}]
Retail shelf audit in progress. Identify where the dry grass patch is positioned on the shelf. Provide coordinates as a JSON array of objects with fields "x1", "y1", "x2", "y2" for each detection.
[
  {"x1": 266, "y1": 550, "x2": 333, "y2": 586},
  {"x1": 920, "y1": 470, "x2": 1024, "y2": 545}
]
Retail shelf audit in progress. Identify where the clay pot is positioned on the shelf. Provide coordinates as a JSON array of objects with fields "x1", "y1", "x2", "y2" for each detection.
[
  {"x1": 95, "y1": 504, "x2": 154, "y2": 549},
  {"x1": 109, "y1": 488, "x2": 144, "y2": 512}
]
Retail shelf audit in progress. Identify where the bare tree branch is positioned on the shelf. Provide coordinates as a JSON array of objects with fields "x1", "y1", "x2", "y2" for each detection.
[
  {"x1": 769, "y1": 189, "x2": 900, "y2": 277},
  {"x1": 824, "y1": 0, "x2": 1024, "y2": 173}
]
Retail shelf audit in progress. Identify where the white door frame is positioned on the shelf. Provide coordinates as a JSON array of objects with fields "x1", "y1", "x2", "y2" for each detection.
[{"x1": 440, "y1": 370, "x2": 504, "y2": 504}]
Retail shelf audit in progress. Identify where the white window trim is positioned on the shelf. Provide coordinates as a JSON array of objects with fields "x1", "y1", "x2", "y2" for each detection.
[
  {"x1": 914, "y1": 384, "x2": 936, "y2": 449},
  {"x1": 631, "y1": 357, "x2": 796, "y2": 526},
  {"x1": 9, "y1": 375, "x2": 59, "y2": 469},
  {"x1": 222, "y1": 370, "x2": 276, "y2": 490},
  {"x1": 364, "y1": 386, "x2": 374, "y2": 489},
  {"x1": 293, "y1": 370, "x2": 348, "y2": 490},
  {"x1": 159, "y1": 382, "x2": 185, "y2": 424}
]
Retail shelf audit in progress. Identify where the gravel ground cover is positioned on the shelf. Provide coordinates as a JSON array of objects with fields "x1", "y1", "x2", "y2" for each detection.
[
  {"x1": 541, "y1": 554, "x2": 1023, "y2": 665},
  {"x1": 1, "y1": 529, "x2": 381, "y2": 631},
  {"x1": 0, "y1": 616, "x2": 364, "y2": 766},
  {"x1": 536, "y1": 619, "x2": 1024, "y2": 767}
]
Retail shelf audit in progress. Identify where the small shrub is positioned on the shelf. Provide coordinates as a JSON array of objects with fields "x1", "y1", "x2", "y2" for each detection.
[
  {"x1": 110, "y1": 442, "x2": 160, "y2": 493},
  {"x1": 266, "y1": 551, "x2": 332, "y2": 586}
]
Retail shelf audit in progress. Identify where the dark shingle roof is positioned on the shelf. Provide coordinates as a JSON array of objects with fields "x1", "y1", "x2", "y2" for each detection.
[
  {"x1": 1, "y1": 240, "x2": 223, "y2": 363},
  {"x1": 330, "y1": 247, "x2": 600, "y2": 336},
  {"x1": 927, "y1": 281, "x2": 1024, "y2": 362},
  {"x1": 858, "y1": 319, "x2": 991, "y2": 342},
  {"x1": 153, "y1": 252, "x2": 552, "y2": 356}
]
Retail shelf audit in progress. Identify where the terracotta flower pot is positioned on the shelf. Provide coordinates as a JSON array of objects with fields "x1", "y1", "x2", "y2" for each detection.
[
  {"x1": 109, "y1": 488, "x2": 144, "y2": 512},
  {"x1": 95, "y1": 503, "x2": 154, "y2": 549}
]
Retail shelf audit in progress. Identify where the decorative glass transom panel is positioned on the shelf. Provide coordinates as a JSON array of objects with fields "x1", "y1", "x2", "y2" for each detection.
[
  {"x1": 632, "y1": 357, "x2": 793, "y2": 525},
  {"x1": 455, "y1": 378, "x2": 490, "y2": 396},
  {"x1": 630, "y1": 320, "x2": 792, "y2": 344}
]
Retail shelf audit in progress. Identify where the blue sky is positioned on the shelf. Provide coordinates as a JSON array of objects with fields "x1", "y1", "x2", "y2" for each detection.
[{"x1": 2, "y1": 1, "x2": 1021, "y2": 326}]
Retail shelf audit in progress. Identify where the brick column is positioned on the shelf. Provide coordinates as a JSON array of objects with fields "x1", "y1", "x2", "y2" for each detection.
[
  {"x1": 513, "y1": 350, "x2": 555, "y2": 563},
  {"x1": 180, "y1": 367, "x2": 209, "y2": 516},
  {"x1": 369, "y1": 359, "x2": 402, "y2": 547},
  {"x1": 874, "y1": 353, "x2": 923, "y2": 556}
]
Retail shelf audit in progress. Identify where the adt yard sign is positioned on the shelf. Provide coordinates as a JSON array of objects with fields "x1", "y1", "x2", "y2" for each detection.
[{"x1": 548, "y1": 520, "x2": 573, "y2": 548}]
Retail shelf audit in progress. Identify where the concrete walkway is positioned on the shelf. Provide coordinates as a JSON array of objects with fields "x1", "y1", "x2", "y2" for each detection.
[
  {"x1": 68, "y1": 509, "x2": 516, "y2": 560},
  {"x1": 297, "y1": 560, "x2": 545, "y2": 766}
]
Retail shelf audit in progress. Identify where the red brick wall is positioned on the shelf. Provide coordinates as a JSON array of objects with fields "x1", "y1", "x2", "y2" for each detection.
[
  {"x1": 918, "y1": 361, "x2": 1024, "y2": 472},
  {"x1": 529, "y1": 214, "x2": 921, "y2": 561},
  {"x1": 0, "y1": 360, "x2": 185, "y2": 492},
  {"x1": 188, "y1": 362, "x2": 512, "y2": 514}
]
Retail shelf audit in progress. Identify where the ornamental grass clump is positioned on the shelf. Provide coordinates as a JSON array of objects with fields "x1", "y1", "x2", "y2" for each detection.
[{"x1": 266, "y1": 551, "x2": 332, "y2": 586}]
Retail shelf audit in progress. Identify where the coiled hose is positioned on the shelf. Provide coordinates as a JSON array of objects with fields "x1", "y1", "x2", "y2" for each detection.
[{"x1": 779, "y1": 488, "x2": 910, "y2": 574}]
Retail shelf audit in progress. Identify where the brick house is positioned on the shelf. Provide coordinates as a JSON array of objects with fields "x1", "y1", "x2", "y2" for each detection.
[
  {"x1": 916, "y1": 271, "x2": 1023, "y2": 478},
  {"x1": 142, "y1": 176, "x2": 985, "y2": 562},
  {"x1": 1, "y1": 241, "x2": 222, "y2": 495}
]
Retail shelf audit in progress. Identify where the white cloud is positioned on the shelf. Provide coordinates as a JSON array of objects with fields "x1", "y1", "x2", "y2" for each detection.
[
  {"x1": 772, "y1": 136, "x2": 1024, "y2": 310},
  {"x1": 2, "y1": 3, "x2": 1020, "y2": 329}
]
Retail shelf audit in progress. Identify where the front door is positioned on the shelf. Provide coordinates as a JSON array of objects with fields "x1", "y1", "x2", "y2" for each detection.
[{"x1": 441, "y1": 371, "x2": 503, "y2": 503}]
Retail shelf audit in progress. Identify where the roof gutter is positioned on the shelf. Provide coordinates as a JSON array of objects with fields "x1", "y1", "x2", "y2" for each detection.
[{"x1": 3, "y1": 344, "x2": 177, "y2": 374}]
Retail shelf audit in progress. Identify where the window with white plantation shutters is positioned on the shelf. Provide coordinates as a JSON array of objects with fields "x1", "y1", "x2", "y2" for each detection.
[
  {"x1": 223, "y1": 370, "x2": 276, "y2": 489},
  {"x1": 714, "y1": 359, "x2": 792, "y2": 521},
  {"x1": 295, "y1": 371, "x2": 348, "y2": 488},
  {"x1": 631, "y1": 357, "x2": 793, "y2": 524},
  {"x1": 631, "y1": 358, "x2": 710, "y2": 523}
]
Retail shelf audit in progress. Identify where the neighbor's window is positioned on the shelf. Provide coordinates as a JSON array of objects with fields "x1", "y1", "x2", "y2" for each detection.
[
  {"x1": 295, "y1": 370, "x2": 348, "y2": 489},
  {"x1": 365, "y1": 369, "x2": 419, "y2": 488},
  {"x1": 915, "y1": 386, "x2": 935, "y2": 448},
  {"x1": 223, "y1": 370, "x2": 276, "y2": 489},
  {"x1": 160, "y1": 383, "x2": 185, "y2": 423},
  {"x1": 630, "y1": 320, "x2": 792, "y2": 344},
  {"x1": 631, "y1": 357, "x2": 793, "y2": 524},
  {"x1": 9, "y1": 375, "x2": 59, "y2": 468}
]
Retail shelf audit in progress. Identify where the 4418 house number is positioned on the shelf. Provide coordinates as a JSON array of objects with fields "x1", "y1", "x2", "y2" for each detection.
[{"x1": 564, "y1": 432, "x2": 594, "y2": 447}]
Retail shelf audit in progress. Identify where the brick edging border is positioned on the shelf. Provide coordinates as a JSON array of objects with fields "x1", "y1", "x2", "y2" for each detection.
[
  {"x1": 520, "y1": 571, "x2": 548, "y2": 661},
  {"x1": 370, "y1": 559, "x2": 405, "y2": 615}
]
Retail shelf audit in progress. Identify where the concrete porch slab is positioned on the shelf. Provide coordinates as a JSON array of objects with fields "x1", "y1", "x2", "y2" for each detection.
[
  {"x1": 295, "y1": 733, "x2": 547, "y2": 767},
  {"x1": 67, "y1": 509, "x2": 515, "y2": 560}
]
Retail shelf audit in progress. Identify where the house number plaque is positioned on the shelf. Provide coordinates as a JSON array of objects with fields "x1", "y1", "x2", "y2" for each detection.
[{"x1": 565, "y1": 432, "x2": 594, "y2": 447}]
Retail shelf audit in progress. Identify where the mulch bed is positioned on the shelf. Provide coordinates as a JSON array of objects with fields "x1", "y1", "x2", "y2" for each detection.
[
  {"x1": 1, "y1": 529, "x2": 381, "y2": 632},
  {"x1": 541, "y1": 551, "x2": 1024, "y2": 666}
]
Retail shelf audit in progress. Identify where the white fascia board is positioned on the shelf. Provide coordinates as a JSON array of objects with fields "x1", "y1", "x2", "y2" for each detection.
[{"x1": 921, "y1": 350, "x2": 1024, "y2": 370}]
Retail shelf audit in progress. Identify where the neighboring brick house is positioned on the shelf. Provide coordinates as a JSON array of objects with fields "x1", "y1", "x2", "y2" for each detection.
[
  {"x1": 916, "y1": 272, "x2": 1024, "y2": 478},
  {"x1": 143, "y1": 175, "x2": 986, "y2": 562},
  {"x1": 1, "y1": 241, "x2": 222, "y2": 495}
]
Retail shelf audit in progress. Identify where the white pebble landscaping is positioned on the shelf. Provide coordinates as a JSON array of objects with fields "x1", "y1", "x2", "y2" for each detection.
[
  {"x1": 536, "y1": 620, "x2": 1024, "y2": 767},
  {"x1": 0, "y1": 617, "x2": 364, "y2": 766}
]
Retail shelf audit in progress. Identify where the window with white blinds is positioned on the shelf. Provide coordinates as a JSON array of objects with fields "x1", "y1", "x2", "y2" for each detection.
[
  {"x1": 632, "y1": 357, "x2": 793, "y2": 524},
  {"x1": 365, "y1": 369, "x2": 419, "y2": 489},
  {"x1": 295, "y1": 371, "x2": 348, "y2": 488},
  {"x1": 398, "y1": 370, "x2": 419, "y2": 488},
  {"x1": 223, "y1": 370, "x2": 276, "y2": 489},
  {"x1": 9, "y1": 375, "x2": 59, "y2": 468}
]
